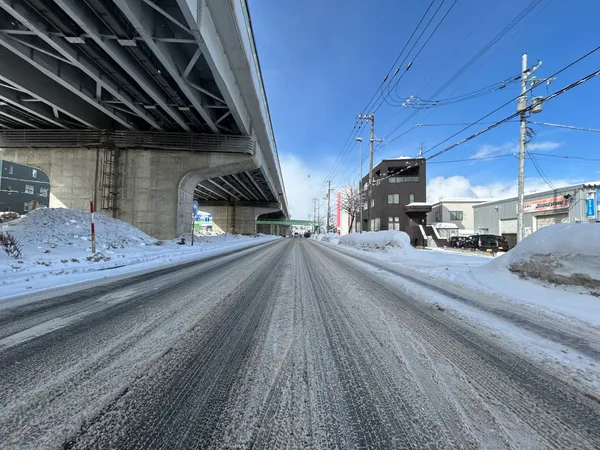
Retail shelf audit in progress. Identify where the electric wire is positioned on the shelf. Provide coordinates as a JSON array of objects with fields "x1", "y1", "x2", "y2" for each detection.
[
  {"x1": 316, "y1": 0, "x2": 440, "y2": 196},
  {"x1": 381, "y1": 0, "x2": 545, "y2": 143}
]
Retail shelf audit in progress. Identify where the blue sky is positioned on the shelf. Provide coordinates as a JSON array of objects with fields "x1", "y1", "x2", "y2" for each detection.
[{"x1": 249, "y1": 0, "x2": 600, "y2": 218}]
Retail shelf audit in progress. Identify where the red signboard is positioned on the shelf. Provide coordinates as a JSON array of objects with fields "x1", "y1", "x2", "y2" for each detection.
[{"x1": 523, "y1": 196, "x2": 569, "y2": 213}]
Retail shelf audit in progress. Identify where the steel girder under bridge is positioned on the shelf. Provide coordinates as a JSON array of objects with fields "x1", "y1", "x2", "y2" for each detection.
[{"x1": 0, "y1": 0, "x2": 288, "y2": 222}]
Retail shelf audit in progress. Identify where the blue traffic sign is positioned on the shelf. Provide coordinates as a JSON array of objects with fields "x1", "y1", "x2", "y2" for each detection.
[{"x1": 192, "y1": 200, "x2": 199, "y2": 216}]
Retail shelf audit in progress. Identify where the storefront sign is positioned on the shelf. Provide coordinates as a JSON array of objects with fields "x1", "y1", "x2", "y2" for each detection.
[
  {"x1": 587, "y1": 191, "x2": 596, "y2": 218},
  {"x1": 523, "y1": 196, "x2": 569, "y2": 213}
]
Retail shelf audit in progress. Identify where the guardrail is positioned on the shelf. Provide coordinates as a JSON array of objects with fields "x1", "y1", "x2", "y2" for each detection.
[{"x1": 0, "y1": 130, "x2": 255, "y2": 153}]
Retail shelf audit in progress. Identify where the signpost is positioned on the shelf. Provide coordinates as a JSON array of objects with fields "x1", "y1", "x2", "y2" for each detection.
[
  {"x1": 587, "y1": 191, "x2": 596, "y2": 219},
  {"x1": 192, "y1": 200, "x2": 198, "y2": 246}
]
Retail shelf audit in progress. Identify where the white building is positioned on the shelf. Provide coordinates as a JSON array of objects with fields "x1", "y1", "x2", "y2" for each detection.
[
  {"x1": 473, "y1": 182, "x2": 600, "y2": 248},
  {"x1": 427, "y1": 198, "x2": 493, "y2": 239}
]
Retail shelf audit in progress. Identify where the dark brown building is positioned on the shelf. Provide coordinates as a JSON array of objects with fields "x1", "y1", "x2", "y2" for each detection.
[{"x1": 359, "y1": 158, "x2": 431, "y2": 244}]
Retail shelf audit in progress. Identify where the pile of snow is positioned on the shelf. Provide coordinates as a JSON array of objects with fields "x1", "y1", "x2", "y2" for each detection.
[
  {"x1": 486, "y1": 223, "x2": 600, "y2": 293},
  {"x1": 339, "y1": 230, "x2": 414, "y2": 253},
  {"x1": 0, "y1": 208, "x2": 279, "y2": 300},
  {"x1": 313, "y1": 233, "x2": 340, "y2": 244},
  {"x1": 0, "y1": 207, "x2": 157, "y2": 252}
]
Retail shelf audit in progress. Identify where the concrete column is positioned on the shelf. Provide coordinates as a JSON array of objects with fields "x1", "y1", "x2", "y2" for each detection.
[{"x1": 201, "y1": 205, "x2": 277, "y2": 235}]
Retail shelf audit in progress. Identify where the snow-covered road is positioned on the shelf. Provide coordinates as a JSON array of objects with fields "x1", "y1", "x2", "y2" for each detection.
[{"x1": 2, "y1": 239, "x2": 600, "y2": 449}]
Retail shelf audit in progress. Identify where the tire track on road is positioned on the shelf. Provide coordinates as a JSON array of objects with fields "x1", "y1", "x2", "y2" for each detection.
[
  {"x1": 63, "y1": 239, "x2": 292, "y2": 450},
  {"x1": 311, "y1": 241, "x2": 600, "y2": 449}
]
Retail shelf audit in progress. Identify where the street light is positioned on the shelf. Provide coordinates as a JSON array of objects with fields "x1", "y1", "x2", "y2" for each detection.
[{"x1": 356, "y1": 137, "x2": 363, "y2": 233}]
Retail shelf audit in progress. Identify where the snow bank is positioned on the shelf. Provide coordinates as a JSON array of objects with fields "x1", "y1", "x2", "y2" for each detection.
[
  {"x1": 339, "y1": 230, "x2": 414, "y2": 253},
  {"x1": 0, "y1": 207, "x2": 157, "y2": 251},
  {"x1": 313, "y1": 233, "x2": 339, "y2": 243},
  {"x1": 0, "y1": 208, "x2": 278, "y2": 300},
  {"x1": 486, "y1": 223, "x2": 600, "y2": 293}
]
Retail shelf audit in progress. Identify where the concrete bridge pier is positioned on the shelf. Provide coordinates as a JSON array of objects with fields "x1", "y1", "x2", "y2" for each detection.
[
  {"x1": 199, "y1": 205, "x2": 277, "y2": 235},
  {"x1": 0, "y1": 147, "x2": 275, "y2": 240}
]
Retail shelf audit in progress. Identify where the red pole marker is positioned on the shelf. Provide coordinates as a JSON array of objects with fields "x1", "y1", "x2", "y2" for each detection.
[{"x1": 90, "y1": 200, "x2": 96, "y2": 254}]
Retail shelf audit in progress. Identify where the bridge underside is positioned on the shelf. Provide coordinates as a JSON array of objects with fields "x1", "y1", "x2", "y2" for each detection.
[
  {"x1": 0, "y1": 0, "x2": 288, "y2": 234},
  {"x1": 0, "y1": 130, "x2": 281, "y2": 239}
]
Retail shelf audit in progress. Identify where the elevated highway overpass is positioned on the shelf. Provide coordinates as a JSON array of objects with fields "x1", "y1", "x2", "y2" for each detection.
[{"x1": 0, "y1": 0, "x2": 288, "y2": 238}]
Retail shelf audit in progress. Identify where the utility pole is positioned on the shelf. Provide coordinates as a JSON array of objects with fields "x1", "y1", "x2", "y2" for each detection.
[
  {"x1": 357, "y1": 113, "x2": 382, "y2": 231},
  {"x1": 356, "y1": 137, "x2": 363, "y2": 233},
  {"x1": 325, "y1": 180, "x2": 332, "y2": 233},
  {"x1": 516, "y1": 53, "x2": 543, "y2": 243},
  {"x1": 419, "y1": 142, "x2": 424, "y2": 157},
  {"x1": 313, "y1": 198, "x2": 317, "y2": 233},
  {"x1": 517, "y1": 53, "x2": 528, "y2": 244}
]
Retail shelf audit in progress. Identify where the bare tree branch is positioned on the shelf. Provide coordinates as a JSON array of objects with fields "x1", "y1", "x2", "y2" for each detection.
[{"x1": 339, "y1": 180, "x2": 364, "y2": 233}]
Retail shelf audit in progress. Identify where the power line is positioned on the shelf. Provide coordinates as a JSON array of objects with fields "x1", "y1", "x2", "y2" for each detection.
[
  {"x1": 381, "y1": 0, "x2": 545, "y2": 143},
  {"x1": 530, "y1": 121, "x2": 600, "y2": 133},
  {"x1": 379, "y1": 0, "x2": 458, "y2": 109},
  {"x1": 526, "y1": 144, "x2": 554, "y2": 190},
  {"x1": 349, "y1": 67, "x2": 600, "y2": 192},
  {"x1": 418, "y1": 44, "x2": 600, "y2": 158},
  {"x1": 316, "y1": 0, "x2": 440, "y2": 195},
  {"x1": 425, "y1": 67, "x2": 600, "y2": 161},
  {"x1": 429, "y1": 154, "x2": 517, "y2": 164},
  {"x1": 530, "y1": 153, "x2": 600, "y2": 162},
  {"x1": 429, "y1": 152, "x2": 600, "y2": 164}
]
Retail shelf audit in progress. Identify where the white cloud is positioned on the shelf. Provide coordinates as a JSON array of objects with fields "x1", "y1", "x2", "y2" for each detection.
[
  {"x1": 427, "y1": 175, "x2": 579, "y2": 203},
  {"x1": 280, "y1": 153, "x2": 330, "y2": 219},
  {"x1": 470, "y1": 140, "x2": 562, "y2": 159}
]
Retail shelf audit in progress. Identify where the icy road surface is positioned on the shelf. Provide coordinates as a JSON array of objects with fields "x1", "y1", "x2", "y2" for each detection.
[{"x1": 1, "y1": 239, "x2": 600, "y2": 449}]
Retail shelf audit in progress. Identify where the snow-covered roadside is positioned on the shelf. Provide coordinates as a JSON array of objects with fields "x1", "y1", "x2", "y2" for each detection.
[
  {"x1": 0, "y1": 208, "x2": 279, "y2": 301},
  {"x1": 319, "y1": 229, "x2": 600, "y2": 326}
]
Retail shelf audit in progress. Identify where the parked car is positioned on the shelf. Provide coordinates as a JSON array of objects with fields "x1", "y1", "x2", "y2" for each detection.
[
  {"x1": 465, "y1": 234, "x2": 499, "y2": 253},
  {"x1": 447, "y1": 236, "x2": 468, "y2": 248},
  {"x1": 496, "y1": 235, "x2": 510, "y2": 252},
  {"x1": 304, "y1": 231, "x2": 311, "y2": 238}
]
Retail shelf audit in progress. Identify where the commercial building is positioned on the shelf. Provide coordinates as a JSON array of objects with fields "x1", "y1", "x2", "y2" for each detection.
[
  {"x1": 0, "y1": 160, "x2": 50, "y2": 214},
  {"x1": 359, "y1": 158, "x2": 430, "y2": 244},
  {"x1": 427, "y1": 198, "x2": 492, "y2": 239},
  {"x1": 473, "y1": 182, "x2": 600, "y2": 248}
]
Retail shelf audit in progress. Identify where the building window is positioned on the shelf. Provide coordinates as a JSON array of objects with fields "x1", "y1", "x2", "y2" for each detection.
[
  {"x1": 449, "y1": 211, "x2": 464, "y2": 221},
  {"x1": 39, "y1": 187, "x2": 49, "y2": 197},
  {"x1": 25, "y1": 185, "x2": 34, "y2": 195},
  {"x1": 435, "y1": 211, "x2": 441, "y2": 222},
  {"x1": 388, "y1": 176, "x2": 419, "y2": 183},
  {"x1": 363, "y1": 202, "x2": 368, "y2": 211},
  {"x1": 387, "y1": 193, "x2": 400, "y2": 204},
  {"x1": 32, "y1": 169, "x2": 38, "y2": 178},
  {"x1": 409, "y1": 193, "x2": 415, "y2": 204},
  {"x1": 8, "y1": 165, "x2": 13, "y2": 175},
  {"x1": 374, "y1": 218, "x2": 380, "y2": 231},
  {"x1": 388, "y1": 216, "x2": 400, "y2": 231},
  {"x1": 371, "y1": 198, "x2": 374, "y2": 208}
]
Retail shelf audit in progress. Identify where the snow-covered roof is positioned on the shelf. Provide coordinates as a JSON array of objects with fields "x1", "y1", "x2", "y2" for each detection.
[{"x1": 406, "y1": 202, "x2": 431, "y2": 206}]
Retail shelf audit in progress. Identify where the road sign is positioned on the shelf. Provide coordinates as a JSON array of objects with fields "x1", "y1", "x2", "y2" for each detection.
[
  {"x1": 192, "y1": 200, "x2": 198, "y2": 216},
  {"x1": 205, "y1": 214, "x2": 212, "y2": 222}
]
